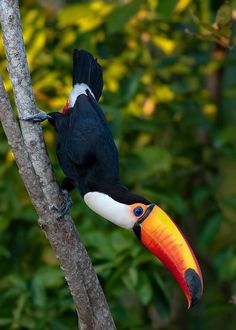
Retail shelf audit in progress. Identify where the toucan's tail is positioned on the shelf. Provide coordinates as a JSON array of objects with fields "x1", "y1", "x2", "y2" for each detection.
[{"x1": 72, "y1": 49, "x2": 103, "y2": 101}]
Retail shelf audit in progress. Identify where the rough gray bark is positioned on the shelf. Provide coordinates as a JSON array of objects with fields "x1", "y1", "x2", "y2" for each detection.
[
  {"x1": 0, "y1": 0, "x2": 61, "y2": 205},
  {"x1": 0, "y1": 1, "x2": 116, "y2": 329}
]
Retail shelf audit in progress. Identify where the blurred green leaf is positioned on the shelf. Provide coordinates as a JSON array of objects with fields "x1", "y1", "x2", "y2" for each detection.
[
  {"x1": 133, "y1": 146, "x2": 172, "y2": 174},
  {"x1": 224, "y1": 194, "x2": 236, "y2": 209},
  {"x1": 199, "y1": 213, "x2": 223, "y2": 248},
  {"x1": 151, "y1": 275, "x2": 170, "y2": 321},
  {"x1": 106, "y1": 0, "x2": 143, "y2": 34},
  {"x1": 0, "y1": 318, "x2": 12, "y2": 326},
  {"x1": 157, "y1": 0, "x2": 178, "y2": 19},
  {"x1": 216, "y1": 2, "x2": 232, "y2": 25},
  {"x1": 136, "y1": 273, "x2": 153, "y2": 305}
]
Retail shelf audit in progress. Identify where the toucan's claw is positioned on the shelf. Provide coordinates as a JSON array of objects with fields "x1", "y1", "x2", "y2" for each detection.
[
  {"x1": 20, "y1": 111, "x2": 51, "y2": 123},
  {"x1": 56, "y1": 189, "x2": 73, "y2": 220}
]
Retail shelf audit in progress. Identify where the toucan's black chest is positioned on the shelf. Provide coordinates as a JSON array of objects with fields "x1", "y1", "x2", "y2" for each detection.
[{"x1": 51, "y1": 94, "x2": 119, "y2": 196}]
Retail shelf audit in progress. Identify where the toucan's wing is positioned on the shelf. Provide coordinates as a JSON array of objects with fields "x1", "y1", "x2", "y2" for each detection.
[
  {"x1": 86, "y1": 89, "x2": 115, "y2": 140},
  {"x1": 65, "y1": 94, "x2": 120, "y2": 183},
  {"x1": 64, "y1": 96, "x2": 97, "y2": 166}
]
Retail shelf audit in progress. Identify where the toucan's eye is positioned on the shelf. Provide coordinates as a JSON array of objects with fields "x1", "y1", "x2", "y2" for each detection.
[{"x1": 133, "y1": 206, "x2": 144, "y2": 217}]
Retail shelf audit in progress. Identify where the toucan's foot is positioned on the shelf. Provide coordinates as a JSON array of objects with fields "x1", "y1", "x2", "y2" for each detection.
[
  {"x1": 20, "y1": 111, "x2": 51, "y2": 123},
  {"x1": 56, "y1": 189, "x2": 73, "y2": 220}
]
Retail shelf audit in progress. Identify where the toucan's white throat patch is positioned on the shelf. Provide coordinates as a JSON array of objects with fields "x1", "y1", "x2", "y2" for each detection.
[
  {"x1": 84, "y1": 192, "x2": 136, "y2": 229},
  {"x1": 69, "y1": 83, "x2": 95, "y2": 107}
]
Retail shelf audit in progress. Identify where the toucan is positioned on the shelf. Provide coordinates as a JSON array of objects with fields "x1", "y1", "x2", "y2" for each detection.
[{"x1": 23, "y1": 49, "x2": 203, "y2": 308}]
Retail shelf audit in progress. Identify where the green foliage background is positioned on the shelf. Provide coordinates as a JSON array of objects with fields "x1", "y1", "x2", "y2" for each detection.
[{"x1": 0, "y1": 0, "x2": 236, "y2": 329}]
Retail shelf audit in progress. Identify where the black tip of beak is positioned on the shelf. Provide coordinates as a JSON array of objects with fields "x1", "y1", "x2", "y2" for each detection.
[{"x1": 185, "y1": 268, "x2": 203, "y2": 308}]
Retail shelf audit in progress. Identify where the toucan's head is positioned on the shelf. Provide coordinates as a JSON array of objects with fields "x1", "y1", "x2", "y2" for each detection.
[{"x1": 84, "y1": 191, "x2": 203, "y2": 308}]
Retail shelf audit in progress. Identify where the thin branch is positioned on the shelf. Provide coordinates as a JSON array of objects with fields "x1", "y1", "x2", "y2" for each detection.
[{"x1": 0, "y1": 0, "x2": 116, "y2": 329}]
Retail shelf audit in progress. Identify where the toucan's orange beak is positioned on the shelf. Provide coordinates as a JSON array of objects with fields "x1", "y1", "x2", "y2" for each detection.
[{"x1": 133, "y1": 204, "x2": 203, "y2": 308}]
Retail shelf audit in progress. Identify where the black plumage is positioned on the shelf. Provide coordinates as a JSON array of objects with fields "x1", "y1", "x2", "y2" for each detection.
[{"x1": 48, "y1": 50, "x2": 150, "y2": 205}]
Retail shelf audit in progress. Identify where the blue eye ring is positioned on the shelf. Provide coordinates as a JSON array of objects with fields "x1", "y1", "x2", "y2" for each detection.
[{"x1": 133, "y1": 206, "x2": 144, "y2": 217}]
